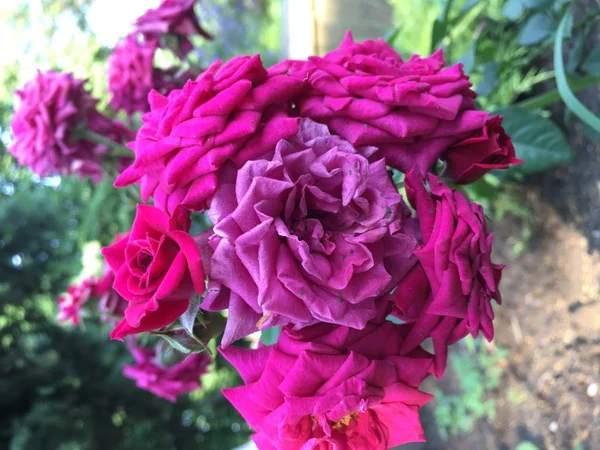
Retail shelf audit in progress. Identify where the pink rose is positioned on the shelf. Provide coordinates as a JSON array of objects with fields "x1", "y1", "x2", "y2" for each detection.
[
  {"x1": 9, "y1": 70, "x2": 131, "y2": 179},
  {"x1": 107, "y1": 34, "x2": 158, "y2": 116},
  {"x1": 102, "y1": 205, "x2": 205, "y2": 340},
  {"x1": 393, "y1": 171, "x2": 503, "y2": 377},
  {"x1": 442, "y1": 115, "x2": 522, "y2": 184},
  {"x1": 134, "y1": 0, "x2": 212, "y2": 58},
  {"x1": 115, "y1": 55, "x2": 304, "y2": 214},
  {"x1": 292, "y1": 32, "x2": 491, "y2": 175},
  {"x1": 57, "y1": 277, "x2": 98, "y2": 325},
  {"x1": 203, "y1": 119, "x2": 418, "y2": 346},
  {"x1": 124, "y1": 344, "x2": 211, "y2": 402},
  {"x1": 221, "y1": 304, "x2": 433, "y2": 449}
]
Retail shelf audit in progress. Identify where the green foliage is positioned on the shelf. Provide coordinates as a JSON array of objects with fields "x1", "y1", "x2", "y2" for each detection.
[
  {"x1": 433, "y1": 337, "x2": 509, "y2": 440},
  {"x1": 260, "y1": 326, "x2": 280, "y2": 346},
  {"x1": 498, "y1": 107, "x2": 573, "y2": 177}
]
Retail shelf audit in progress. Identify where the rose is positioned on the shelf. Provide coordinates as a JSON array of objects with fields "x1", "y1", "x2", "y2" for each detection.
[
  {"x1": 124, "y1": 344, "x2": 211, "y2": 402},
  {"x1": 442, "y1": 115, "x2": 522, "y2": 184},
  {"x1": 115, "y1": 55, "x2": 304, "y2": 213},
  {"x1": 292, "y1": 31, "x2": 494, "y2": 175},
  {"x1": 94, "y1": 266, "x2": 128, "y2": 322},
  {"x1": 392, "y1": 171, "x2": 503, "y2": 376},
  {"x1": 9, "y1": 70, "x2": 132, "y2": 179},
  {"x1": 57, "y1": 277, "x2": 98, "y2": 325},
  {"x1": 102, "y1": 205, "x2": 205, "y2": 340},
  {"x1": 221, "y1": 303, "x2": 433, "y2": 449},
  {"x1": 107, "y1": 34, "x2": 158, "y2": 116},
  {"x1": 202, "y1": 119, "x2": 418, "y2": 346},
  {"x1": 133, "y1": 0, "x2": 212, "y2": 58}
]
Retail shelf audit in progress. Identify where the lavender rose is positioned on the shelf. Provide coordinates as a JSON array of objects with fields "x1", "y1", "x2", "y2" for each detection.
[{"x1": 203, "y1": 119, "x2": 418, "y2": 346}]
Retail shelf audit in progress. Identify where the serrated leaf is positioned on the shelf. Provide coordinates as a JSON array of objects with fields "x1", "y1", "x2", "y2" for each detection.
[
  {"x1": 153, "y1": 329, "x2": 204, "y2": 354},
  {"x1": 497, "y1": 107, "x2": 573, "y2": 175},
  {"x1": 503, "y1": 0, "x2": 524, "y2": 20},
  {"x1": 518, "y1": 13, "x2": 553, "y2": 45},
  {"x1": 260, "y1": 327, "x2": 280, "y2": 346},
  {"x1": 180, "y1": 293, "x2": 203, "y2": 338},
  {"x1": 582, "y1": 48, "x2": 600, "y2": 77}
]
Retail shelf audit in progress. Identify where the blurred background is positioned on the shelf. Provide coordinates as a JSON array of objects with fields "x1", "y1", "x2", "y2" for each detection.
[{"x1": 0, "y1": 0, "x2": 599, "y2": 449}]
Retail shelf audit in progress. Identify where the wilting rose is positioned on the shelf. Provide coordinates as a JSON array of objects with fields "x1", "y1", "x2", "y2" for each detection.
[
  {"x1": 115, "y1": 55, "x2": 304, "y2": 213},
  {"x1": 292, "y1": 31, "x2": 492, "y2": 175},
  {"x1": 57, "y1": 277, "x2": 98, "y2": 325},
  {"x1": 442, "y1": 115, "x2": 522, "y2": 184},
  {"x1": 393, "y1": 171, "x2": 503, "y2": 376},
  {"x1": 9, "y1": 70, "x2": 131, "y2": 179},
  {"x1": 102, "y1": 205, "x2": 205, "y2": 340},
  {"x1": 221, "y1": 304, "x2": 433, "y2": 449},
  {"x1": 124, "y1": 343, "x2": 211, "y2": 402},
  {"x1": 134, "y1": 0, "x2": 212, "y2": 58},
  {"x1": 203, "y1": 119, "x2": 418, "y2": 346},
  {"x1": 107, "y1": 34, "x2": 158, "y2": 116}
]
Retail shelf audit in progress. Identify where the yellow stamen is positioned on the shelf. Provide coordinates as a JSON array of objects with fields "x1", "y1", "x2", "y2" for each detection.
[
  {"x1": 330, "y1": 412, "x2": 359, "y2": 429},
  {"x1": 256, "y1": 312, "x2": 272, "y2": 328}
]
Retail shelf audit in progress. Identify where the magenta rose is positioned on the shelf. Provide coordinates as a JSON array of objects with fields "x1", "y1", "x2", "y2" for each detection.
[
  {"x1": 134, "y1": 0, "x2": 212, "y2": 58},
  {"x1": 221, "y1": 304, "x2": 433, "y2": 449},
  {"x1": 102, "y1": 205, "x2": 205, "y2": 340},
  {"x1": 202, "y1": 119, "x2": 418, "y2": 346},
  {"x1": 292, "y1": 32, "x2": 492, "y2": 175},
  {"x1": 442, "y1": 115, "x2": 522, "y2": 184},
  {"x1": 115, "y1": 55, "x2": 304, "y2": 214},
  {"x1": 107, "y1": 34, "x2": 158, "y2": 117},
  {"x1": 9, "y1": 70, "x2": 131, "y2": 179},
  {"x1": 124, "y1": 344, "x2": 211, "y2": 402},
  {"x1": 392, "y1": 171, "x2": 503, "y2": 377},
  {"x1": 57, "y1": 277, "x2": 98, "y2": 325}
]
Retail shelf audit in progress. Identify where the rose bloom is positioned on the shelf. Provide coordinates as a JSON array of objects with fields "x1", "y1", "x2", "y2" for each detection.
[
  {"x1": 393, "y1": 171, "x2": 503, "y2": 376},
  {"x1": 292, "y1": 32, "x2": 499, "y2": 176},
  {"x1": 107, "y1": 34, "x2": 158, "y2": 117},
  {"x1": 102, "y1": 205, "x2": 205, "y2": 340},
  {"x1": 442, "y1": 115, "x2": 522, "y2": 184},
  {"x1": 134, "y1": 0, "x2": 212, "y2": 58},
  {"x1": 203, "y1": 119, "x2": 418, "y2": 346},
  {"x1": 57, "y1": 277, "x2": 98, "y2": 325},
  {"x1": 124, "y1": 344, "x2": 211, "y2": 402},
  {"x1": 221, "y1": 304, "x2": 433, "y2": 449},
  {"x1": 115, "y1": 55, "x2": 304, "y2": 213},
  {"x1": 9, "y1": 70, "x2": 131, "y2": 179}
]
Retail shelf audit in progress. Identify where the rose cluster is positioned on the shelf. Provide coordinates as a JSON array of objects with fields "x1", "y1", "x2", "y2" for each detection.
[
  {"x1": 11, "y1": 9, "x2": 522, "y2": 445},
  {"x1": 97, "y1": 30, "x2": 519, "y2": 448}
]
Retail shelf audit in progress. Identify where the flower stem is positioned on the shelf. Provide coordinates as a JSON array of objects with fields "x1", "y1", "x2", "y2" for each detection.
[{"x1": 81, "y1": 130, "x2": 133, "y2": 158}]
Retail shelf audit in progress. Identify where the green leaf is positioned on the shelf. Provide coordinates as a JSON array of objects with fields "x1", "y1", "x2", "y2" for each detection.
[
  {"x1": 516, "y1": 442, "x2": 540, "y2": 450},
  {"x1": 458, "y1": 43, "x2": 475, "y2": 73},
  {"x1": 384, "y1": 27, "x2": 401, "y2": 46},
  {"x1": 555, "y1": 10, "x2": 600, "y2": 133},
  {"x1": 497, "y1": 107, "x2": 573, "y2": 175},
  {"x1": 522, "y1": 0, "x2": 548, "y2": 7},
  {"x1": 260, "y1": 327, "x2": 280, "y2": 346},
  {"x1": 431, "y1": 19, "x2": 445, "y2": 52},
  {"x1": 153, "y1": 329, "x2": 203, "y2": 354},
  {"x1": 503, "y1": 0, "x2": 525, "y2": 20},
  {"x1": 582, "y1": 48, "x2": 600, "y2": 77},
  {"x1": 518, "y1": 13, "x2": 553, "y2": 45},
  {"x1": 476, "y1": 62, "x2": 498, "y2": 96},
  {"x1": 461, "y1": 0, "x2": 480, "y2": 12},
  {"x1": 180, "y1": 293, "x2": 203, "y2": 338}
]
